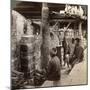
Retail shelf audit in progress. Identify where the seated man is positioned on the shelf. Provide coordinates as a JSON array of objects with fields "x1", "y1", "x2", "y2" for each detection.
[
  {"x1": 69, "y1": 38, "x2": 84, "y2": 71},
  {"x1": 47, "y1": 48, "x2": 61, "y2": 86}
]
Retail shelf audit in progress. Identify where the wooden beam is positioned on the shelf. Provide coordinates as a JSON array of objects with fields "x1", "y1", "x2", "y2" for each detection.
[{"x1": 49, "y1": 19, "x2": 76, "y2": 22}]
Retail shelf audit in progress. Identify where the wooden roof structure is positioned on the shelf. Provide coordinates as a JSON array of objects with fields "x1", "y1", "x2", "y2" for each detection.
[
  {"x1": 13, "y1": 1, "x2": 87, "y2": 21},
  {"x1": 13, "y1": 1, "x2": 65, "y2": 19}
]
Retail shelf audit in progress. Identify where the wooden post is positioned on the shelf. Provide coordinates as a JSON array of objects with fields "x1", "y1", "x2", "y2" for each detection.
[
  {"x1": 41, "y1": 3, "x2": 50, "y2": 69},
  {"x1": 79, "y1": 21, "x2": 83, "y2": 39}
]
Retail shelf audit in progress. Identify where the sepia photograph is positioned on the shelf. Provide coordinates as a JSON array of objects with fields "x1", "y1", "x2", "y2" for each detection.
[{"x1": 11, "y1": 0, "x2": 88, "y2": 89}]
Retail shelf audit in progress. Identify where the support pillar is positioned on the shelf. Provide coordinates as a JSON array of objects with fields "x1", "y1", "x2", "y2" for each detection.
[
  {"x1": 41, "y1": 3, "x2": 50, "y2": 69},
  {"x1": 79, "y1": 21, "x2": 83, "y2": 39}
]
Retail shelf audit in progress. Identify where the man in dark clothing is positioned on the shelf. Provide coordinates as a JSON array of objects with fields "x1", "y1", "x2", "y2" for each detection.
[
  {"x1": 69, "y1": 38, "x2": 84, "y2": 69},
  {"x1": 56, "y1": 46, "x2": 62, "y2": 67},
  {"x1": 47, "y1": 48, "x2": 61, "y2": 86}
]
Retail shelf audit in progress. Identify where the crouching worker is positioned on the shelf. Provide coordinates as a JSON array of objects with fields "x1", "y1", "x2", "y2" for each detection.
[{"x1": 47, "y1": 48, "x2": 61, "y2": 86}]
